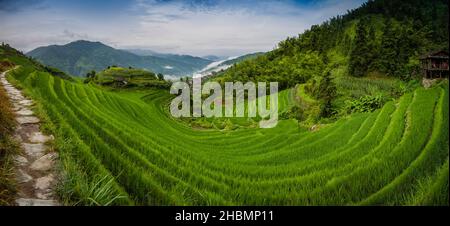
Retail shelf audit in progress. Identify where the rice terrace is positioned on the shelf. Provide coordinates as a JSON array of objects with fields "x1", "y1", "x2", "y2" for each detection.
[{"x1": 0, "y1": 0, "x2": 448, "y2": 209}]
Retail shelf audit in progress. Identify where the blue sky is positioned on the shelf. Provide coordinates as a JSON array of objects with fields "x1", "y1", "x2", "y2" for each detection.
[{"x1": 0, "y1": 0, "x2": 366, "y2": 56}]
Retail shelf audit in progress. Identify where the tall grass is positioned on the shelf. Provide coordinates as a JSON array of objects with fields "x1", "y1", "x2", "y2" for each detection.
[{"x1": 0, "y1": 70, "x2": 19, "y2": 205}]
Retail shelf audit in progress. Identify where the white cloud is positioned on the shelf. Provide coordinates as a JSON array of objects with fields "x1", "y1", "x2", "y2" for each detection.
[{"x1": 0, "y1": 0, "x2": 366, "y2": 56}]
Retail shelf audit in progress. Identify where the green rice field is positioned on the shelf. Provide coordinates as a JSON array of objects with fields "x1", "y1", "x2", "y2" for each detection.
[{"x1": 6, "y1": 67, "x2": 449, "y2": 205}]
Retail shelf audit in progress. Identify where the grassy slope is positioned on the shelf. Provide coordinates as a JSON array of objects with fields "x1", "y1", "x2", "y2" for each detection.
[
  {"x1": 6, "y1": 62, "x2": 448, "y2": 205},
  {"x1": 0, "y1": 66, "x2": 18, "y2": 205}
]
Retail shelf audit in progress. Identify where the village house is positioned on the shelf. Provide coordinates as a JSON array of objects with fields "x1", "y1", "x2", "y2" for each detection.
[{"x1": 420, "y1": 50, "x2": 449, "y2": 79}]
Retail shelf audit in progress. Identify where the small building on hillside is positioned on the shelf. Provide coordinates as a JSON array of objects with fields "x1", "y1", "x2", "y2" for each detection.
[
  {"x1": 113, "y1": 76, "x2": 128, "y2": 86},
  {"x1": 420, "y1": 50, "x2": 449, "y2": 79}
]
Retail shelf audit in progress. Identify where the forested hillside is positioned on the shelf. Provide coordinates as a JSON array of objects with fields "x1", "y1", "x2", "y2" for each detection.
[{"x1": 217, "y1": 0, "x2": 448, "y2": 88}]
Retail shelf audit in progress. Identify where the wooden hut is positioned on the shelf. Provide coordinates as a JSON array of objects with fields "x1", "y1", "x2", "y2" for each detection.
[{"x1": 420, "y1": 50, "x2": 449, "y2": 79}]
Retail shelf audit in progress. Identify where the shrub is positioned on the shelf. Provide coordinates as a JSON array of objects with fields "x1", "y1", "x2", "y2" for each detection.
[{"x1": 344, "y1": 94, "x2": 384, "y2": 113}]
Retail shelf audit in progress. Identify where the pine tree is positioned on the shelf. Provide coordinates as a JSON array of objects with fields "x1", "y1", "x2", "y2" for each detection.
[
  {"x1": 349, "y1": 17, "x2": 370, "y2": 77},
  {"x1": 367, "y1": 24, "x2": 379, "y2": 72},
  {"x1": 379, "y1": 19, "x2": 403, "y2": 77},
  {"x1": 318, "y1": 70, "x2": 337, "y2": 117}
]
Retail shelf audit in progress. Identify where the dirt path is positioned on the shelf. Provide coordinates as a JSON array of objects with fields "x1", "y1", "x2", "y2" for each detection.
[{"x1": 0, "y1": 70, "x2": 59, "y2": 206}]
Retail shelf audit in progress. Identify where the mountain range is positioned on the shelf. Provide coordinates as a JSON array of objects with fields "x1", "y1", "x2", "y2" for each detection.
[{"x1": 27, "y1": 40, "x2": 212, "y2": 77}]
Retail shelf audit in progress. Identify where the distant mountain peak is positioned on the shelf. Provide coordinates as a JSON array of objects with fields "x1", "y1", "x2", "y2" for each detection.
[
  {"x1": 65, "y1": 40, "x2": 109, "y2": 48},
  {"x1": 68, "y1": 40, "x2": 102, "y2": 44}
]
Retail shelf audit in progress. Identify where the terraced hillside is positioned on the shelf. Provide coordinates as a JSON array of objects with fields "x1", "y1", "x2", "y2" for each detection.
[{"x1": 5, "y1": 66, "x2": 448, "y2": 205}]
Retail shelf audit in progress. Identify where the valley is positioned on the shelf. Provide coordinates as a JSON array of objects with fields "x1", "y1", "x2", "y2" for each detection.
[
  {"x1": 0, "y1": 0, "x2": 448, "y2": 207},
  {"x1": 1, "y1": 43, "x2": 448, "y2": 205}
]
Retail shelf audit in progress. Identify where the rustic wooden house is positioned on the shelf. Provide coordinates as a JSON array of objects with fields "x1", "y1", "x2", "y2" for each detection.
[{"x1": 420, "y1": 50, "x2": 449, "y2": 79}]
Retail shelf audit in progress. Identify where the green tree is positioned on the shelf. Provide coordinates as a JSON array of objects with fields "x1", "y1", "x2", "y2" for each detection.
[
  {"x1": 378, "y1": 19, "x2": 399, "y2": 76},
  {"x1": 305, "y1": 69, "x2": 337, "y2": 117},
  {"x1": 366, "y1": 24, "x2": 379, "y2": 72},
  {"x1": 317, "y1": 70, "x2": 337, "y2": 117},
  {"x1": 349, "y1": 17, "x2": 370, "y2": 77},
  {"x1": 157, "y1": 73, "x2": 164, "y2": 80},
  {"x1": 86, "y1": 70, "x2": 96, "y2": 78}
]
